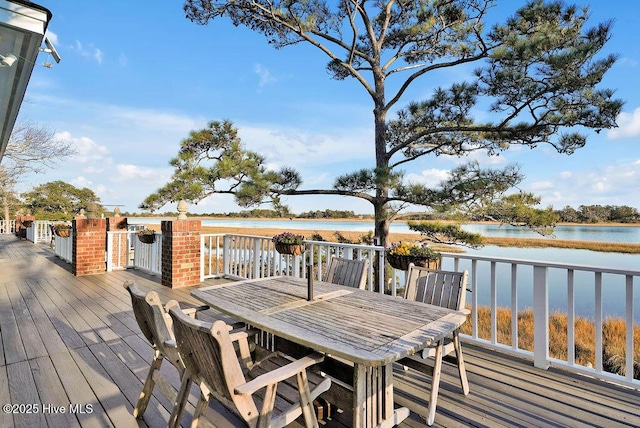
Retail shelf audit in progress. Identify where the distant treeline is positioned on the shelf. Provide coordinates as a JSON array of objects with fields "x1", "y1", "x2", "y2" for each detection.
[{"x1": 129, "y1": 204, "x2": 639, "y2": 224}]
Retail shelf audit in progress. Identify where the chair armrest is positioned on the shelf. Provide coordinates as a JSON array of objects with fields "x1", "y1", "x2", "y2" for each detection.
[
  {"x1": 234, "y1": 352, "x2": 325, "y2": 395},
  {"x1": 461, "y1": 308, "x2": 471, "y2": 316},
  {"x1": 181, "y1": 305, "x2": 210, "y2": 319}
]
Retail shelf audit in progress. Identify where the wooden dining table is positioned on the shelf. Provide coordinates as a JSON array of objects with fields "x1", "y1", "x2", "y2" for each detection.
[{"x1": 191, "y1": 276, "x2": 467, "y2": 428}]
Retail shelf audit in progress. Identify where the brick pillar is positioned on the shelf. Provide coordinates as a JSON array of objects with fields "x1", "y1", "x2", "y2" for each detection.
[
  {"x1": 15, "y1": 215, "x2": 34, "y2": 239},
  {"x1": 73, "y1": 218, "x2": 107, "y2": 276},
  {"x1": 161, "y1": 219, "x2": 201, "y2": 288},
  {"x1": 107, "y1": 216, "x2": 128, "y2": 268}
]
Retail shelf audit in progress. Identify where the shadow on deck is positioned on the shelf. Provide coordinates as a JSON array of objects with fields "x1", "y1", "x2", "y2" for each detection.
[{"x1": 0, "y1": 234, "x2": 637, "y2": 427}]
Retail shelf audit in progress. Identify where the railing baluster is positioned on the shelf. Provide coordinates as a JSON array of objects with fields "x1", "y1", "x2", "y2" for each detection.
[
  {"x1": 533, "y1": 266, "x2": 549, "y2": 369},
  {"x1": 490, "y1": 261, "x2": 497, "y2": 345},
  {"x1": 511, "y1": 264, "x2": 518, "y2": 350},
  {"x1": 567, "y1": 269, "x2": 575, "y2": 366},
  {"x1": 595, "y1": 271, "x2": 603, "y2": 373},
  {"x1": 625, "y1": 275, "x2": 634, "y2": 382}
]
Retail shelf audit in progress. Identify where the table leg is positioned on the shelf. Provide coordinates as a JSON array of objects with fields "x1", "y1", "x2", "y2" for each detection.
[{"x1": 353, "y1": 363, "x2": 410, "y2": 428}]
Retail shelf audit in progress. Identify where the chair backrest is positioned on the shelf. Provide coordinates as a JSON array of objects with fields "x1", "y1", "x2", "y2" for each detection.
[
  {"x1": 124, "y1": 281, "x2": 179, "y2": 363},
  {"x1": 403, "y1": 264, "x2": 468, "y2": 311},
  {"x1": 323, "y1": 257, "x2": 369, "y2": 289},
  {"x1": 167, "y1": 302, "x2": 259, "y2": 423}
]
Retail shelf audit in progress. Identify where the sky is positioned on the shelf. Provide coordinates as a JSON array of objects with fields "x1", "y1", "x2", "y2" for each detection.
[{"x1": 12, "y1": 0, "x2": 640, "y2": 216}]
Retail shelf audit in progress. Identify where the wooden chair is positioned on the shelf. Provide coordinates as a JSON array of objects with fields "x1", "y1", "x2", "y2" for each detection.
[
  {"x1": 398, "y1": 264, "x2": 470, "y2": 426},
  {"x1": 167, "y1": 301, "x2": 332, "y2": 428},
  {"x1": 323, "y1": 256, "x2": 369, "y2": 289},
  {"x1": 124, "y1": 280, "x2": 209, "y2": 419}
]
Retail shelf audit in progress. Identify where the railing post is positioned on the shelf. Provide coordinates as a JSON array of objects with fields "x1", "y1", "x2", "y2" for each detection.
[
  {"x1": 533, "y1": 266, "x2": 549, "y2": 369},
  {"x1": 161, "y1": 216, "x2": 201, "y2": 288},
  {"x1": 223, "y1": 235, "x2": 231, "y2": 276},
  {"x1": 253, "y1": 238, "x2": 261, "y2": 279}
]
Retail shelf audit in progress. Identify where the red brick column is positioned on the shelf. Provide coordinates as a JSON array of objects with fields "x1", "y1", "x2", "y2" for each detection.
[
  {"x1": 15, "y1": 215, "x2": 35, "y2": 238},
  {"x1": 73, "y1": 218, "x2": 107, "y2": 276},
  {"x1": 107, "y1": 217, "x2": 128, "y2": 268},
  {"x1": 161, "y1": 219, "x2": 201, "y2": 288}
]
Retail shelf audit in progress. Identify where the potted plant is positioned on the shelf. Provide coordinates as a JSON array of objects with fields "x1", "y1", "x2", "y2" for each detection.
[
  {"x1": 272, "y1": 232, "x2": 306, "y2": 256},
  {"x1": 136, "y1": 228, "x2": 157, "y2": 244},
  {"x1": 385, "y1": 241, "x2": 441, "y2": 270},
  {"x1": 52, "y1": 223, "x2": 72, "y2": 238}
]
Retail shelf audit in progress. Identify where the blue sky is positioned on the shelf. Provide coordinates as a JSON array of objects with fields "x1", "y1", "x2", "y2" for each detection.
[{"x1": 15, "y1": 1, "x2": 640, "y2": 215}]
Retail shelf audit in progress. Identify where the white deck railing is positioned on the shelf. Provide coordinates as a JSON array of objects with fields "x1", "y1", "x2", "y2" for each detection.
[
  {"x1": 0, "y1": 219, "x2": 15, "y2": 234},
  {"x1": 202, "y1": 234, "x2": 387, "y2": 291},
  {"x1": 26, "y1": 220, "x2": 52, "y2": 244},
  {"x1": 53, "y1": 231, "x2": 73, "y2": 263},
  {"x1": 106, "y1": 231, "x2": 162, "y2": 275},
  {"x1": 208, "y1": 233, "x2": 639, "y2": 390}
]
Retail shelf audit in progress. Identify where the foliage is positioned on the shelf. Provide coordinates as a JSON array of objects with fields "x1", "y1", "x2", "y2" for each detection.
[
  {"x1": 271, "y1": 231, "x2": 305, "y2": 244},
  {"x1": 21, "y1": 181, "x2": 103, "y2": 221},
  {"x1": 556, "y1": 204, "x2": 640, "y2": 223},
  {"x1": 385, "y1": 241, "x2": 440, "y2": 259},
  {"x1": 462, "y1": 307, "x2": 639, "y2": 379},
  {"x1": 408, "y1": 221, "x2": 484, "y2": 248},
  {"x1": 298, "y1": 209, "x2": 360, "y2": 219},
  {"x1": 164, "y1": 1, "x2": 623, "y2": 246},
  {"x1": 136, "y1": 228, "x2": 156, "y2": 236},
  {"x1": 0, "y1": 121, "x2": 74, "y2": 222}
]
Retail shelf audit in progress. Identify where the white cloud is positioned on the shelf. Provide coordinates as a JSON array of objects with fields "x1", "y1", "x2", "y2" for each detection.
[
  {"x1": 72, "y1": 40, "x2": 103, "y2": 64},
  {"x1": 533, "y1": 160, "x2": 640, "y2": 207},
  {"x1": 608, "y1": 107, "x2": 640, "y2": 139},
  {"x1": 71, "y1": 176, "x2": 92, "y2": 188},
  {"x1": 238, "y1": 124, "x2": 373, "y2": 168},
  {"x1": 113, "y1": 164, "x2": 167, "y2": 183},
  {"x1": 56, "y1": 131, "x2": 112, "y2": 171},
  {"x1": 529, "y1": 180, "x2": 554, "y2": 191},
  {"x1": 405, "y1": 168, "x2": 450, "y2": 187},
  {"x1": 108, "y1": 106, "x2": 203, "y2": 133},
  {"x1": 254, "y1": 64, "x2": 276, "y2": 87}
]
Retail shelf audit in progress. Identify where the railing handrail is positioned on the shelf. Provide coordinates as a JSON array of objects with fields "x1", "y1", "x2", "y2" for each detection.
[{"x1": 440, "y1": 251, "x2": 640, "y2": 276}]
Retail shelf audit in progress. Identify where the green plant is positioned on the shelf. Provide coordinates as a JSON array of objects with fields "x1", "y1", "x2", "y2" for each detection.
[
  {"x1": 136, "y1": 228, "x2": 156, "y2": 236},
  {"x1": 272, "y1": 231, "x2": 305, "y2": 245},
  {"x1": 385, "y1": 241, "x2": 441, "y2": 259}
]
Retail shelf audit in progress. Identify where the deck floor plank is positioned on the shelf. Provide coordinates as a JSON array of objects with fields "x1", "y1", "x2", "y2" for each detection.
[
  {"x1": 6, "y1": 360, "x2": 47, "y2": 428},
  {"x1": 16, "y1": 278, "x2": 68, "y2": 355},
  {"x1": 22, "y1": 278, "x2": 87, "y2": 350},
  {"x1": 49, "y1": 349, "x2": 113, "y2": 427},
  {"x1": 5, "y1": 281, "x2": 49, "y2": 361},
  {"x1": 0, "y1": 282, "x2": 27, "y2": 364},
  {"x1": 30, "y1": 356, "x2": 81, "y2": 428},
  {"x1": 0, "y1": 235, "x2": 637, "y2": 427}
]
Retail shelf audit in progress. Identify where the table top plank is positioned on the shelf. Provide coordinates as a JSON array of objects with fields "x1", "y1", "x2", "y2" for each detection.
[{"x1": 193, "y1": 276, "x2": 467, "y2": 366}]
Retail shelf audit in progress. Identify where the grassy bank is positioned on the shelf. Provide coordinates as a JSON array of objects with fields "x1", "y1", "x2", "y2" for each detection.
[
  {"x1": 482, "y1": 236, "x2": 640, "y2": 254},
  {"x1": 461, "y1": 307, "x2": 640, "y2": 379}
]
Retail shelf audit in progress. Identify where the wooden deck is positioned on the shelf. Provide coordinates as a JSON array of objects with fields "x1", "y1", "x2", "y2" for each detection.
[{"x1": 0, "y1": 234, "x2": 638, "y2": 427}]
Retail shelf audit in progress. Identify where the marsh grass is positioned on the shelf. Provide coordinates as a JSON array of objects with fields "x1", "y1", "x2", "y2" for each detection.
[{"x1": 461, "y1": 307, "x2": 640, "y2": 379}]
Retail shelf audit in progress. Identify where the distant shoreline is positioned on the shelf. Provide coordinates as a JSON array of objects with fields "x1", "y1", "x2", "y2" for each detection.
[{"x1": 189, "y1": 216, "x2": 640, "y2": 227}]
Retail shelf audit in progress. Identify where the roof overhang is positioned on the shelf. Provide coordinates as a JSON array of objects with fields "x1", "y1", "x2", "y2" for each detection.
[{"x1": 0, "y1": 0, "x2": 51, "y2": 161}]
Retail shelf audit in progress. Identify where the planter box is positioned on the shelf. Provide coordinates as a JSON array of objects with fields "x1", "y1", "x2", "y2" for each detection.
[
  {"x1": 137, "y1": 233, "x2": 156, "y2": 244},
  {"x1": 387, "y1": 254, "x2": 440, "y2": 271},
  {"x1": 275, "y1": 243, "x2": 305, "y2": 256}
]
